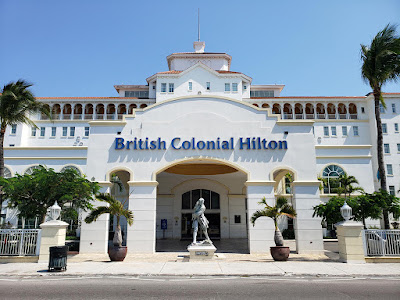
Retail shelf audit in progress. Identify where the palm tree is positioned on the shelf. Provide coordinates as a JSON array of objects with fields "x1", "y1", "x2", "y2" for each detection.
[
  {"x1": 84, "y1": 193, "x2": 133, "y2": 247},
  {"x1": 361, "y1": 24, "x2": 400, "y2": 228},
  {"x1": 251, "y1": 196, "x2": 296, "y2": 246},
  {"x1": 0, "y1": 80, "x2": 50, "y2": 178},
  {"x1": 336, "y1": 174, "x2": 364, "y2": 199}
]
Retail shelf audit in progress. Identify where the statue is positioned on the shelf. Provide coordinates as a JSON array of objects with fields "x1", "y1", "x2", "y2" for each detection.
[{"x1": 191, "y1": 198, "x2": 212, "y2": 245}]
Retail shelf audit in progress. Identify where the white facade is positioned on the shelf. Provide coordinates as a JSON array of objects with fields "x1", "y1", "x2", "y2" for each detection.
[{"x1": 1, "y1": 41, "x2": 399, "y2": 254}]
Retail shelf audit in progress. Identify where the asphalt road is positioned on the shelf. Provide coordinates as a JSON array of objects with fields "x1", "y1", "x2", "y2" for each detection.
[{"x1": 0, "y1": 276, "x2": 399, "y2": 299}]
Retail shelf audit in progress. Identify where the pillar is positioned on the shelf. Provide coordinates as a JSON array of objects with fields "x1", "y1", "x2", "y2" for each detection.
[
  {"x1": 126, "y1": 181, "x2": 158, "y2": 253},
  {"x1": 79, "y1": 182, "x2": 111, "y2": 254},
  {"x1": 246, "y1": 181, "x2": 275, "y2": 253},
  {"x1": 336, "y1": 221, "x2": 365, "y2": 263},
  {"x1": 292, "y1": 181, "x2": 324, "y2": 254},
  {"x1": 38, "y1": 220, "x2": 68, "y2": 263}
]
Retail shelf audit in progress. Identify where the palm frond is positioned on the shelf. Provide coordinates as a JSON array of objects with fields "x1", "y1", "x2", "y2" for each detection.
[{"x1": 84, "y1": 206, "x2": 110, "y2": 223}]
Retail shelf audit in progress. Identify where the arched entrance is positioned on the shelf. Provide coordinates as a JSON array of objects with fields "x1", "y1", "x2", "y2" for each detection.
[{"x1": 155, "y1": 159, "x2": 249, "y2": 253}]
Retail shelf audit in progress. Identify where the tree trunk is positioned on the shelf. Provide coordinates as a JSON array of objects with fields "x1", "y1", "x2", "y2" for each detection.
[
  {"x1": 113, "y1": 216, "x2": 122, "y2": 247},
  {"x1": 374, "y1": 88, "x2": 390, "y2": 229},
  {"x1": 274, "y1": 227, "x2": 284, "y2": 246}
]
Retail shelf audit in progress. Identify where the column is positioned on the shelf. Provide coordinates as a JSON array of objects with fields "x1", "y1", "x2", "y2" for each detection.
[
  {"x1": 60, "y1": 103, "x2": 64, "y2": 120},
  {"x1": 335, "y1": 103, "x2": 339, "y2": 119},
  {"x1": 313, "y1": 103, "x2": 317, "y2": 119},
  {"x1": 336, "y1": 221, "x2": 365, "y2": 263},
  {"x1": 324, "y1": 103, "x2": 328, "y2": 119},
  {"x1": 246, "y1": 181, "x2": 275, "y2": 253},
  {"x1": 103, "y1": 103, "x2": 107, "y2": 120},
  {"x1": 71, "y1": 103, "x2": 75, "y2": 120},
  {"x1": 79, "y1": 182, "x2": 112, "y2": 254},
  {"x1": 126, "y1": 181, "x2": 158, "y2": 253},
  {"x1": 302, "y1": 104, "x2": 306, "y2": 119},
  {"x1": 292, "y1": 181, "x2": 324, "y2": 254},
  {"x1": 346, "y1": 104, "x2": 350, "y2": 119},
  {"x1": 38, "y1": 220, "x2": 68, "y2": 263}
]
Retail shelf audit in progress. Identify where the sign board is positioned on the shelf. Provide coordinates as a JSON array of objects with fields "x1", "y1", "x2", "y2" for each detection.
[{"x1": 161, "y1": 219, "x2": 167, "y2": 230}]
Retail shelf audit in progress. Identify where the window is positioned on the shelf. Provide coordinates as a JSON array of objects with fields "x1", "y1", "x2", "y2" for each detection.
[
  {"x1": 342, "y1": 126, "x2": 348, "y2": 136},
  {"x1": 232, "y1": 83, "x2": 238, "y2": 92},
  {"x1": 188, "y1": 82, "x2": 192, "y2": 91},
  {"x1": 353, "y1": 126, "x2": 359, "y2": 136},
  {"x1": 384, "y1": 143, "x2": 390, "y2": 154},
  {"x1": 392, "y1": 103, "x2": 396, "y2": 113},
  {"x1": 322, "y1": 165, "x2": 345, "y2": 194},
  {"x1": 397, "y1": 144, "x2": 400, "y2": 152},
  {"x1": 84, "y1": 127, "x2": 90, "y2": 137},
  {"x1": 70, "y1": 127, "x2": 75, "y2": 137},
  {"x1": 4, "y1": 166, "x2": 12, "y2": 178},
  {"x1": 382, "y1": 123, "x2": 387, "y2": 133},
  {"x1": 40, "y1": 127, "x2": 45, "y2": 137},
  {"x1": 168, "y1": 83, "x2": 174, "y2": 93},
  {"x1": 62, "y1": 127, "x2": 68, "y2": 137},
  {"x1": 31, "y1": 127, "x2": 36, "y2": 137},
  {"x1": 250, "y1": 90, "x2": 274, "y2": 97},
  {"x1": 361, "y1": 107, "x2": 365, "y2": 113},
  {"x1": 206, "y1": 82, "x2": 210, "y2": 90},
  {"x1": 395, "y1": 123, "x2": 399, "y2": 132},
  {"x1": 24, "y1": 165, "x2": 41, "y2": 175},
  {"x1": 380, "y1": 103, "x2": 385, "y2": 113},
  {"x1": 124, "y1": 91, "x2": 149, "y2": 98},
  {"x1": 61, "y1": 165, "x2": 82, "y2": 176},
  {"x1": 51, "y1": 127, "x2": 56, "y2": 137},
  {"x1": 323, "y1": 126, "x2": 329, "y2": 136},
  {"x1": 182, "y1": 189, "x2": 220, "y2": 210},
  {"x1": 225, "y1": 83, "x2": 230, "y2": 92},
  {"x1": 331, "y1": 126, "x2": 337, "y2": 136},
  {"x1": 389, "y1": 186, "x2": 396, "y2": 196},
  {"x1": 243, "y1": 85, "x2": 247, "y2": 90},
  {"x1": 387, "y1": 164, "x2": 393, "y2": 175},
  {"x1": 11, "y1": 124, "x2": 17, "y2": 134},
  {"x1": 161, "y1": 83, "x2": 167, "y2": 93},
  {"x1": 152, "y1": 85, "x2": 155, "y2": 90}
]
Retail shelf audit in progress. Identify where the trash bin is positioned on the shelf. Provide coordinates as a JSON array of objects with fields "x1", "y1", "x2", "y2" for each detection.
[{"x1": 48, "y1": 246, "x2": 68, "y2": 272}]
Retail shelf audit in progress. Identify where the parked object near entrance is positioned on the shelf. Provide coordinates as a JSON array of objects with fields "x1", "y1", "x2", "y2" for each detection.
[
  {"x1": 187, "y1": 198, "x2": 217, "y2": 260},
  {"x1": 84, "y1": 193, "x2": 133, "y2": 261},
  {"x1": 251, "y1": 197, "x2": 297, "y2": 261}
]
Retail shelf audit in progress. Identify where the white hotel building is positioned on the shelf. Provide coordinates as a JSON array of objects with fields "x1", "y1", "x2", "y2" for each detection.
[{"x1": 1, "y1": 41, "x2": 399, "y2": 254}]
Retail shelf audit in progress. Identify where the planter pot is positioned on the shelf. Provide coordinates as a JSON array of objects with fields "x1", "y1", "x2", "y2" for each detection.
[
  {"x1": 270, "y1": 246, "x2": 290, "y2": 261},
  {"x1": 108, "y1": 246, "x2": 127, "y2": 261}
]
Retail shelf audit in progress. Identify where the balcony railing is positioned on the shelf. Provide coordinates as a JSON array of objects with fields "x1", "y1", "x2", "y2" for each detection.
[{"x1": 295, "y1": 114, "x2": 304, "y2": 119}]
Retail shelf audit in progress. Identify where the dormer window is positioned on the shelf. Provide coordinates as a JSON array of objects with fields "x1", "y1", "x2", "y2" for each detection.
[
  {"x1": 232, "y1": 83, "x2": 238, "y2": 92},
  {"x1": 169, "y1": 83, "x2": 174, "y2": 93},
  {"x1": 206, "y1": 82, "x2": 210, "y2": 90},
  {"x1": 188, "y1": 82, "x2": 192, "y2": 91},
  {"x1": 161, "y1": 83, "x2": 167, "y2": 93},
  {"x1": 225, "y1": 83, "x2": 230, "y2": 92}
]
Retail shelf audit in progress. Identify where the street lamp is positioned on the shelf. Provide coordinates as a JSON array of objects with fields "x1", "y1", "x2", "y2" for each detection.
[
  {"x1": 49, "y1": 201, "x2": 61, "y2": 221},
  {"x1": 340, "y1": 201, "x2": 352, "y2": 221}
]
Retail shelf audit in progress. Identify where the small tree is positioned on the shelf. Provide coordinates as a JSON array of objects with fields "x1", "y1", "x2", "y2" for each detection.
[
  {"x1": 336, "y1": 174, "x2": 364, "y2": 199},
  {"x1": 251, "y1": 196, "x2": 296, "y2": 246},
  {"x1": 0, "y1": 165, "x2": 99, "y2": 224},
  {"x1": 84, "y1": 193, "x2": 133, "y2": 247},
  {"x1": 313, "y1": 196, "x2": 354, "y2": 226}
]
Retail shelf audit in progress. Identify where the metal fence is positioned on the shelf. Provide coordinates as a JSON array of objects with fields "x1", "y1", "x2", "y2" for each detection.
[
  {"x1": 363, "y1": 229, "x2": 400, "y2": 256},
  {"x1": 0, "y1": 229, "x2": 41, "y2": 256}
]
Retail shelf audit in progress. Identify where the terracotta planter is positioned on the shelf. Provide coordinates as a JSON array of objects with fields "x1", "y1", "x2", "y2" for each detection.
[
  {"x1": 108, "y1": 246, "x2": 127, "y2": 261},
  {"x1": 270, "y1": 246, "x2": 290, "y2": 261}
]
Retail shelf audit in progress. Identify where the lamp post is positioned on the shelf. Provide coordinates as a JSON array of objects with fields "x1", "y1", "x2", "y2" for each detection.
[
  {"x1": 49, "y1": 201, "x2": 61, "y2": 221},
  {"x1": 340, "y1": 201, "x2": 352, "y2": 221}
]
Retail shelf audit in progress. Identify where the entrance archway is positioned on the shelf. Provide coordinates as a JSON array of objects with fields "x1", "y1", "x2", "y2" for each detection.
[{"x1": 155, "y1": 159, "x2": 249, "y2": 253}]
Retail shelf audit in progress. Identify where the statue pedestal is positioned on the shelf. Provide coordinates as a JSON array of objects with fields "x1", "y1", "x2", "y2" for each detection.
[{"x1": 187, "y1": 243, "x2": 217, "y2": 260}]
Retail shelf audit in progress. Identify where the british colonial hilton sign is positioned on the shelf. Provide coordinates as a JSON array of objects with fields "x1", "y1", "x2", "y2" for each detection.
[{"x1": 114, "y1": 137, "x2": 287, "y2": 151}]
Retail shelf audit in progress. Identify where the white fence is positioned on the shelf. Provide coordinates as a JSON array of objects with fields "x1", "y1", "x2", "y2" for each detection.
[
  {"x1": 0, "y1": 229, "x2": 41, "y2": 256},
  {"x1": 363, "y1": 229, "x2": 400, "y2": 256}
]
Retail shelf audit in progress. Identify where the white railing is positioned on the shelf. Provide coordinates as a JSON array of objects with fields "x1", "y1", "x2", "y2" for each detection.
[
  {"x1": 363, "y1": 229, "x2": 400, "y2": 256},
  {"x1": 0, "y1": 229, "x2": 41, "y2": 256}
]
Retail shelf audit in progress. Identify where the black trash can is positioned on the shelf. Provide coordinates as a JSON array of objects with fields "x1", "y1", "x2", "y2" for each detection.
[{"x1": 48, "y1": 246, "x2": 68, "y2": 272}]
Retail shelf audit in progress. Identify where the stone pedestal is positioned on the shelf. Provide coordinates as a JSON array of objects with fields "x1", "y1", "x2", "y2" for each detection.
[
  {"x1": 187, "y1": 244, "x2": 217, "y2": 260},
  {"x1": 336, "y1": 221, "x2": 365, "y2": 263},
  {"x1": 38, "y1": 220, "x2": 69, "y2": 263}
]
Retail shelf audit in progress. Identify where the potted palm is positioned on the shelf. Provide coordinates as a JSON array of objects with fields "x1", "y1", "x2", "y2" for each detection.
[
  {"x1": 85, "y1": 193, "x2": 133, "y2": 261},
  {"x1": 251, "y1": 196, "x2": 296, "y2": 261}
]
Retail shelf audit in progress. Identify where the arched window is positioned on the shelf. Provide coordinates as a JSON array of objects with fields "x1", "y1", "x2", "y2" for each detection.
[
  {"x1": 61, "y1": 165, "x2": 82, "y2": 176},
  {"x1": 4, "y1": 166, "x2": 12, "y2": 178},
  {"x1": 322, "y1": 165, "x2": 345, "y2": 194},
  {"x1": 182, "y1": 189, "x2": 220, "y2": 210},
  {"x1": 24, "y1": 165, "x2": 42, "y2": 175}
]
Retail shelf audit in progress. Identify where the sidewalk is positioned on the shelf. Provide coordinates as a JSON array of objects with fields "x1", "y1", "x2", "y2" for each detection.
[{"x1": 1, "y1": 252, "x2": 400, "y2": 278}]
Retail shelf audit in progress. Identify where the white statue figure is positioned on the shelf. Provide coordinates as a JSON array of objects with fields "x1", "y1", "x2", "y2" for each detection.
[{"x1": 191, "y1": 198, "x2": 212, "y2": 245}]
